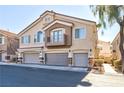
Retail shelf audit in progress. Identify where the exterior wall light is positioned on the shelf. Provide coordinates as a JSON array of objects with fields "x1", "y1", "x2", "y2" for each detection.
[
  {"x1": 17, "y1": 52, "x2": 23, "y2": 63},
  {"x1": 39, "y1": 46, "x2": 45, "y2": 64},
  {"x1": 68, "y1": 50, "x2": 73, "y2": 66}
]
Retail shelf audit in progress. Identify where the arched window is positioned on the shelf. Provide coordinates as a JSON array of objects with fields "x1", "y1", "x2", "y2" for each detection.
[{"x1": 34, "y1": 31, "x2": 44, "y2": 43}]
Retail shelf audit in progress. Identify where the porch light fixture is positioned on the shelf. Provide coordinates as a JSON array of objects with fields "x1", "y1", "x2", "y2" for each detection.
[
  {"x1": 68, "y1": 50, "x2": 73, "y2": 58},
  {"x1": 68, "y1": 50, "x2": 73, "y2": 66},
  {"x1": 88, "y1": 48, "x2": 93, "y2": 59}
]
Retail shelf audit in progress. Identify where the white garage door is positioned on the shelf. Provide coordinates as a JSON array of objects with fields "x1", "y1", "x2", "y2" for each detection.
[
  {"x1": 46, "y1": 53, "x2": 68, "y2": 66},
  {"x1": 74, "y1": 53, "x2": 88, "y2": 67},
  {"x1": 24, "y1": 53, "x2": 40, "y2": 64}
]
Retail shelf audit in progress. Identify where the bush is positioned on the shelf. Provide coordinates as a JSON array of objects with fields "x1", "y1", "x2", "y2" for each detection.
[
  {"x1": 104, "y1": 57, "x2": 112, "y2": 64},
  {"x1": 94, "y1": 59, "x2": 104, "y2": 67},
  {"x1": 114, "y1": 60, "x2": 122, "y2": 71}
]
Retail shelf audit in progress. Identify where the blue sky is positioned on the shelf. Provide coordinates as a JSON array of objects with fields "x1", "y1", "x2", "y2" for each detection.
[{"x1": 0, "y1": 5, "x2": 120, "y2": 42}]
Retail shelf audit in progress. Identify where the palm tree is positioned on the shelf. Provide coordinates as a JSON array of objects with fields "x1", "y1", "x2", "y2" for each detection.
[{"x1": 90, "y1": 5, "x2": 124, "y2": 73}]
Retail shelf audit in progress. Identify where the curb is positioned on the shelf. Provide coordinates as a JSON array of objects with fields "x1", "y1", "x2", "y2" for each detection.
[{"x1": 0, "y1": 62, "x2": 88, "y2": 72}]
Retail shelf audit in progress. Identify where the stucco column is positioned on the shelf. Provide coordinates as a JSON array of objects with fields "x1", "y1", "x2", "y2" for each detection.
[
  {"x1": 17, "y1": 52, "x2": 23, "y2": 63},
  {"x1": 39, "y1": 46, "x2": 45, "y2": 64},
  {"x1": 88, "y1": 49, "x2": 94, "y2": 69},
  {"x1": 68, "y1": 50, "x2": 73, "y2": 66}
]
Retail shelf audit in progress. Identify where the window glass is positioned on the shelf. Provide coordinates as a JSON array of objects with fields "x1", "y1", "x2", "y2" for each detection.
[
  {"x1": 22, "y1": 35, "x2": 30, "y2": 44},
  {"x1": 0, "y1": 36, "x2": 4, "y2": 44},
  {"x1": 75, "y1": 29, "x2": 80, "y2": 38},
  {"x1": 34, "y1": 31, "x2": 44, "y2": 43},
  {"x1": 37, "y1": 31, "x2": 43, "y2": 43},
  {"x1": 75, "y1": 28, "x2": 86, "y2": 39},
  {"x1": 0, "y1": 37, "x2": 2, "y2": 44},
  {"x1": 51, "y1": 29, "x2": 64, "y2": 43}
]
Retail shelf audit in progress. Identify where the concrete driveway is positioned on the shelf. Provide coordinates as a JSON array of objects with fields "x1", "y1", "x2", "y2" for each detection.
[
  {"x1": 0, "y1": 65, "x2": 89, "y2": 87},
  {"x1": 80, "y1": 71, "x2": 124, "y2": 87}
]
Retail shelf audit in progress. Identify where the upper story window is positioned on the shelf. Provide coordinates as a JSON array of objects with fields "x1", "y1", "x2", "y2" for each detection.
[
  {"x1": 45, "y1": 17, "x2": 50, "y2": 22},
  {"x1": 34, "y1": 31, "x2": 44, "y2": 43},
  {"x1": 21, "y1": 35, "x2": 30, "y2": 44},
  {"x1": 0, "y1": 36, "x2": 4, "y2": 45},
  {"x1": 51, "y1": 28, "x2": 65, "y2": 43},
  {"x1": 43, "y1": 15, "x2": 52, "y2": 24},
  {"x1": 75, "y1": 28, "x2": 86, "y2": 39}
]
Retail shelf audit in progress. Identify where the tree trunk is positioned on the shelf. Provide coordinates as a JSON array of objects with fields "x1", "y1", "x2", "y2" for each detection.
[{"x1": 119, "y1": 19, "x2": 124, "y2": 73}]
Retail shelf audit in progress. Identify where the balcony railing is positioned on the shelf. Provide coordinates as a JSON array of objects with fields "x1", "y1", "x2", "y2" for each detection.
[{"x1": 46, "y1": 34, "x2": 67, "y2": 46}]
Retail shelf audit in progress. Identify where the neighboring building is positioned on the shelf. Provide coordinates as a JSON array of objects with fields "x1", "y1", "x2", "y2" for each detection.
[
  {"x1": 97, "y1": 40, "x2": 112, "y2": 57},
  {"x1": 18, "y1": 10, "x2": 98, "y2": 67},
  {"x1": 0, "y1": 29, "x2": 19, "y2": 62},
  {"x1": 112, "y1": 32, "x2": 124, "y2": 60}
]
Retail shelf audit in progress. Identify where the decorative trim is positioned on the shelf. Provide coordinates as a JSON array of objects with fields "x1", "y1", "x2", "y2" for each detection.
[{"x1": 43, "y1": 20, "x2": 73, "y2": 31}]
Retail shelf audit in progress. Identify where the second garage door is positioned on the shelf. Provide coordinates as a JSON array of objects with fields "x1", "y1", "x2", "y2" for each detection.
[
  {"x1": 46, "y1": 53, "x2": 68, "y2": 66},
  {"x1": 74, "y1": 53, "x2": 88, "y2": 67},
  {"x1": 24, "y1": 53, "x2": 40, "y2": 64}
]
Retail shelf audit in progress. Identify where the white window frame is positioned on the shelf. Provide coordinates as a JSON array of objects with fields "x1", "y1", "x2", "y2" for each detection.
[
  {"x1": 21, "y1": 35, "x2": 30, "y2": 44},
  {"x1": 51, "y1": 28, "x2": 65, "y2": 43},
  {"x1": 0, "y1": 36, "x2": 4, "y2": 45},
  {"x1": 74, "y1": 27, "x2": 86, "y2": 40}
]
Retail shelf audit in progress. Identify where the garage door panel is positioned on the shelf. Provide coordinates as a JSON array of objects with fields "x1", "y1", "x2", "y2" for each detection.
[
  {"x1": 74, "y1": 53, "x2": 88, "y2": 67},
  {"x1": 24, "y1": 53, "x2": 40, "y2": 63},
  {"x1": 46, "y1": 53, "x2": 68, "y2": 66}
]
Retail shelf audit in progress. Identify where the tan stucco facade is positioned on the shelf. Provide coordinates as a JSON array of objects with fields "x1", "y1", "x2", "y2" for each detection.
[
  {"x1": 0, "y1": 30, "x2": 19, "y2": 62},
  {"x1": 98, "y1": 40, "x2": 112, "y2": 57},
  {"x1": 18, "y1": 11, "x2": 98, "y2": 65},
  {"x1": 112, "y1": 33, "x2": 122, "y2": 60}
]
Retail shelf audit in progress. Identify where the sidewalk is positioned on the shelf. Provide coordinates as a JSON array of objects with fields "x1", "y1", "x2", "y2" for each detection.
[
  {"x1": 103, "y1": 64, "x2": 118, "y2": 75},
  {"x1": 77, "y1": 64, "x2": 124, "y2": 87},
  {"x1": 0, "y1": 62, "x2": 88, "y2": 72}
]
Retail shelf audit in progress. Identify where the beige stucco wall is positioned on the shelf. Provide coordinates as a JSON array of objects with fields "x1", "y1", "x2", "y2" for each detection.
[
  {"x1": 0, "y1": 35, "x2": 7, "y2": 51},
  {"x1": 19, "y1": 20, "x2": 45, "y2": 48},
  {"x1": 98, "y1": 40, "x2": 112, "y2": 57},
  {"x1": 112, "y1": 33, "x2": 121, "y2": 59},
  {"x1": 18, "y1": 12, "x2": 97, "y2": 57}
]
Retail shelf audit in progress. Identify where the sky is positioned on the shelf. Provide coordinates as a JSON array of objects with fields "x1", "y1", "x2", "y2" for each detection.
[{"x1": 0, "y1": 5, "x2": 120, "y2": 42}]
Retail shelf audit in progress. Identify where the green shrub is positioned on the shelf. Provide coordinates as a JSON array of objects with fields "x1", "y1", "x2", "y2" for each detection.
[
  {"x1": 94, "y1": 59, "x2": 104, "y2": 67},
  {"x1": 114, "y1": 60, "x2": 122, "y2": 71},
  {"x1": 104, "y1": 57, "x2": 112, "y2": 64}
]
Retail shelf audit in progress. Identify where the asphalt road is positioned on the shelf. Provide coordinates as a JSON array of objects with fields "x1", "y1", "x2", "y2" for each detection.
[{"x1": 0, "y1": 65, "x2": 89, "y2": 87}]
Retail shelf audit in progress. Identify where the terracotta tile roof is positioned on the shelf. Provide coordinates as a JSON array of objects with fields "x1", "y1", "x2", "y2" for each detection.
[
  {"x1": 18, "y1": 10, "x2": 96, "y2": 36},
  {"x1": 0, "y1": 29, "x2": 17, "y2": 38}
]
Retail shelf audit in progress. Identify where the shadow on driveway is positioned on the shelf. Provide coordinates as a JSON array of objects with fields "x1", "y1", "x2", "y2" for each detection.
[{"x1": 0, "y1": 65, "x2": 92, "y2": 87}]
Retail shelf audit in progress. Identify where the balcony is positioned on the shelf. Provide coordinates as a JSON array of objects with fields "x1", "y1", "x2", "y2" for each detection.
[{"x1": 46, "y1": 34, "x2": 67, "y2": 47}]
